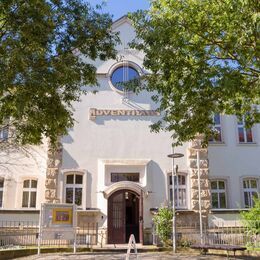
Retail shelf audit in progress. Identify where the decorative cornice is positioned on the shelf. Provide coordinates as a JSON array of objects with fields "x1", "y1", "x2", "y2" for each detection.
[
  {"x1": 100, "y1": 159, "x2": 150, "y2": 166},
  {"x1": 103, "y1": 181, "x2": 145, "y2": 199}
]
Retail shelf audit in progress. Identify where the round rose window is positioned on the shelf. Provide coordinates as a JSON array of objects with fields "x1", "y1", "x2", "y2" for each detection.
[{"x1": 110, "y1": 65, "x2": 139, "y2": 92}]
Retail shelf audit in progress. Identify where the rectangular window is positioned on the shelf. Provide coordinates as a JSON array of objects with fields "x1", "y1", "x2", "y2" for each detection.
[
  {"x1": 75, "y1": 188, "x2": 82, "y2": 206},
  {"x1": 65, "y1": 188, "x2": 73, "y2": 204},
  {"x1": 66, "y1": 175, "x2": 74, "y2": 184},
  {"x1": 0, "y1": 126, "x2": 8, "y2": 141},
  {"x1": 0, "y1": 179, "x2": 4, "y2": 208},
  {"x1": 30, "y1": 192, "x2": 37, "y2": 208},
  {"x1": 75, "y1": 175, "x2": 83, "y2": 184},
  {"x1": 169, "y1": 174, "x2": 187, "y2": 208},
  {"x1": 65, "y1": 173, "x2": 83, "y2": 207},
  {"x1": 209, "y1": 114, "x2": 222, "y2": 142},
  {"x1": 22, "y1": 191, "x2": 29, "y2": 207},
  {"x1": 243, "y1": 178, "x2": 259, "y2": 208},
  {"x1": 210, "y1": 180, "x2": 227, "y2": 209},
  {"x1": 237, "y1": 118, "x2": 253, "y2": 143},
  {"x1": 22, "y1": 179, "x2": 37, "y2": 208},
  {"x1": 111, "y1": 173, "x2": 140, "y2": 182}
]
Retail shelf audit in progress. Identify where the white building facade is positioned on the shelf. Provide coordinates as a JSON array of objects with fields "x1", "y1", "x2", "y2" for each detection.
[{"x1": 0, "y1": 16, "x2": 259, "y2": 244}]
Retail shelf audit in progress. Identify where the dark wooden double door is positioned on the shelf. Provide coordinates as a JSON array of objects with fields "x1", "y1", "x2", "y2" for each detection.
[{"x1": 108, "y1": 190, "x2": 142, "y2": 244}]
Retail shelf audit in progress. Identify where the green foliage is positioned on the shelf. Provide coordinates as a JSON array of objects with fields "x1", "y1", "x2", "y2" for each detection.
[
  {"x1": 0, "y1": 0, "x2": 119, "y2": 144},
  {"x1": 240, "y1": 197, "x2": 260, "y2": 235},
  {"x1": 178, "y1": 238, "x2": 191, "y2": 248},
  {"x1": 130, "y1": 0, "x2": 260, "y2": 145},
  {"x1": 153, "y1": 207, "x2": 173, "y2": 246}
]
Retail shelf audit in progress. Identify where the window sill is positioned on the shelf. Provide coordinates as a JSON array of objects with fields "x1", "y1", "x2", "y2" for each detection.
[
  {"x1": 237, "y1": 142, "x2": 258, "y2": 146},
  {"x1": 210, "y1": 208, "x2": 250, "y2": 213},
  {"x1": 77, "y1": 208, "x2": 101, "y2": 215},
  {"x1": 208, "y1": 142, "x2": 226, "y2": 146},
  {"x1": 176, "y1": 209, "x2": 193, "y2": 213},
  {"x1": 0, "y1": 209, "x2": 40, "y2": 213},
  {"x1": 149, "y1": 208, "x2": 190, "y2": 214}
]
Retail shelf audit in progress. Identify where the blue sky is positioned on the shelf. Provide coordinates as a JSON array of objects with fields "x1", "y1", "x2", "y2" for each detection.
[{"x1": 89, "y1": 0, "x2": 150, "y2": 20}]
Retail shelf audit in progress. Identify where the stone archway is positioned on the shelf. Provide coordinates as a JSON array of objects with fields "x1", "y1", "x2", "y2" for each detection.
[{"x1": 106, "y1": 184, "x2": 144, "y2": 244}]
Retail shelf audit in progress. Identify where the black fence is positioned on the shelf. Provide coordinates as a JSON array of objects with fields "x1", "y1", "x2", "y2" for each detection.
[
  {"x1": 0, "y1": 221, "x2": 98, "y2": 249},
  {"x1": 1, "y1": 220, "x2": 259, "y2": 249}
]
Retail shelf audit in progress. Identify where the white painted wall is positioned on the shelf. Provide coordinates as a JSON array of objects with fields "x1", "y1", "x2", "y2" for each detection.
[
  {"x1": 61, "y1": 17, "x2": 189, "y2": 228},
  {"x1": 208, "y1": 115, "x2": 260, "y2": 210},
  {"x1": 0, "y1": 140, "x2": 48, "y2": 210},
  {"x1": 61, "y1": 17, "x2": 260, "y2": 227},
  {"x1": 61, "y1": 81, "x2": 189, "y2": 227}
]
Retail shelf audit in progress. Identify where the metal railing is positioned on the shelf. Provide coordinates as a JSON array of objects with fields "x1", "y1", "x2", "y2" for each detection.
[
  {"x1": 1, "y1": 220, "x2": 259, "y2": 249},
  {"x1": 152, "y1": 220, "x2": 260, "y2": 248},
  {"x1": 0, "y1": 220, "x2": 98, "y2": 249},
  {"x1": 205, "y1": 220, "x2": 260, "y2": 247}
]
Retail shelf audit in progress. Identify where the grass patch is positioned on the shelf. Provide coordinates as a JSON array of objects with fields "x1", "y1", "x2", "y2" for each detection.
[{"x1": 247, "y1": 247, "x2": 260, "y2": 251}]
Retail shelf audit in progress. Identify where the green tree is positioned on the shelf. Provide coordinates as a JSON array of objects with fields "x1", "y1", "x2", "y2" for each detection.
[
  {"x1": 153, "y1": 207, "x2": 173, "y2": 246},
  {"x1": 0, "y1": 0, "x2": 118, "y2": 144},
  {"x1": 131, "y1": 0, "x2": 259, "y2": 144},
  {"x1": 240, "y1": 197, "x2": 260, "y2": 235}
]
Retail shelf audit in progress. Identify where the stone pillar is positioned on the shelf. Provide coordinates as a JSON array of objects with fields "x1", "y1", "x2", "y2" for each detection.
[
  {"x1": 45, "y1": 139, "x2": 62, "y2": 203},
  {"x1": 188, "y1": 135, "x2": 211, "y2": 225}
]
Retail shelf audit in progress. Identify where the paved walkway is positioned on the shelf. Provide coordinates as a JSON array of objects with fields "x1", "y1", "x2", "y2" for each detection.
[{"x1": 16, "y1": 252, "x2": 255, "y2": 259}]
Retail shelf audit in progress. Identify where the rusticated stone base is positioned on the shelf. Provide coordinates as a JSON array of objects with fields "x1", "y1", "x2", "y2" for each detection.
[
  {"x1": 176, "y1": 211, "x2": 208, "y2": 227},
  {"x1": 45, "y1": 139, "x2": 62, "y2": 203},
  {"x1": 188, "y1": 135, "x2": 211, "y2": 216}
]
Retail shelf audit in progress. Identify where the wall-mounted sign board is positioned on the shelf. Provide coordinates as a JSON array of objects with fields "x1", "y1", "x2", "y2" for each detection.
[
  {"x1": 89, "y1": 108, "x2": 160, "y2": 120},
  {"x1": 38, "y1": 203, "x2": 77, "y2": 255}
]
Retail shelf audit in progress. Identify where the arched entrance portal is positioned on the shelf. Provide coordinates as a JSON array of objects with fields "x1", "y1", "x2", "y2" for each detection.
[{"x1": 107, "y1": 189, "x2": 142, "y2": 244}]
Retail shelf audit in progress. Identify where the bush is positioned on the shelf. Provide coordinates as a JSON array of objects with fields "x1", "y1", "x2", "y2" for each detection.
[
  {"x1": 153, "y1": 207, "x2": 173, "y2": 246},
  {"x1": 240, "y1": 197, "x2": 260, "y2": 248},
  {"x1": 240, "y1": 197, "x2": 260, "y2": 235}
]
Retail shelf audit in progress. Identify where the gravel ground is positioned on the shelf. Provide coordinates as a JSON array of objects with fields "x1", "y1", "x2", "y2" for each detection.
[{"x1": 15, "y1": 252, "x2": 256, "y2": 260}]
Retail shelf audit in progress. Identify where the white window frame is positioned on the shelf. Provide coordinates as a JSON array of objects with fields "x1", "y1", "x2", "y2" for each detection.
[
  {"x1": 209, "y1": 114, "x2": 223, "y2": 143},
  {"x1": 22, "y1": 179, "x2": 37, "y2": 208},
  {"x1": 242, "y1": 177, "x2": 259, "y2": 208},
  {"x1": 168, "y1": 172, "x2": 188, "y2": 209},
  {"x1": 0, "y1": 178, "x2": 4, "y2": 208},
  {"x1": 0, "y1": 126, "x2": 8, "y2": 141},
  {"x1": 62, "y1": 170, "x2": 86, "y2": 209},
  {"x1": 210, "y1": 179, "x2": 227, "y2": 209},
  {"x1": 237, "y1": 117, "x2": 254, "y2": 143}
]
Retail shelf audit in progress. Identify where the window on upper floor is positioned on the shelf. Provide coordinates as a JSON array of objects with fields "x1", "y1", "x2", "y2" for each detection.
[
  {"x1": 209, "y1": 114, "x2": 222, "y2": 143},
  {"x1": 22, "y1": 179, "x2": 37, "y2": 208},
  {"x1": 110, "y1": 63, "x2": 140, "y2": 92},
  {"x1": 65, "y1": 173, "x2": 83, "y2": 207},
  {"x1": 0, "y1": 179, "x2": 4, "y2": 208},
  {"x1": 169, "y1": 174, "x2": 187, "y2": 208},
  {"x1": 237, "y1": 118, "x2": 253, "y2": 143},
  {"x1": 0, "y1": 126, "x2": 8, "y2": 141},
  {"x1": 210, "y1": 180, "x2": 227, "y2": 209},
  {"x1": 111, "y1": 172, "x2": 140, "y2": 182},
  {"x1": 243, "y1": 178, "x2": 259, "y2": 208}
]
